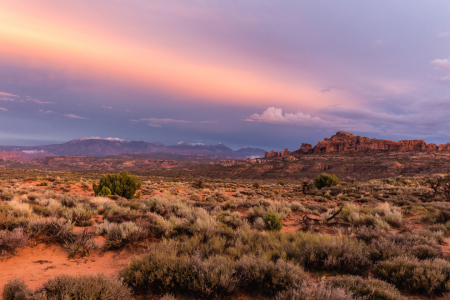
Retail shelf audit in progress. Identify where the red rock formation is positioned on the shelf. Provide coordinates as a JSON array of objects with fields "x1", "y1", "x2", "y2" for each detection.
[
  {"x1": 265, "y1": 131, "x2": 450, "y2": 158},
  {"x1": 264, "y1": 148, "x2": 293, "y2": 158}
]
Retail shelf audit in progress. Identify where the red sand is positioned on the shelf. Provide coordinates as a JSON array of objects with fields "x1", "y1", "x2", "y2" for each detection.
[{"x1": 0, "y1": 243, "x2": 136, "y2": 299}]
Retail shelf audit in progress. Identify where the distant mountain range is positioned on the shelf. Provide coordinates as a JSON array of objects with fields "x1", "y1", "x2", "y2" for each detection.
[{"x1": 0, "y1": 137, "x2": 266, "y2": 162}]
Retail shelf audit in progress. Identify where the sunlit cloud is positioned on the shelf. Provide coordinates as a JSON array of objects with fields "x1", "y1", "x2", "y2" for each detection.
[
  {"x1": 0, "y1": 3, "x2": 354, "y2": 109},
  {"x1": 64, "y1": 113, "x2": 85, "y2": 119},
  {"x1": 0, "y1": 97, "x2": 15, "y2": 101},
  {"x1": 27, "y1": 98, "x2": 53, "y2": 104},
  {"x1": 431, "y1": 58, "x2": 450, "y2": 70},
  {"x1": 246, "y1": 107, "x2": 331, "y2": 127},
  {"x1": 437, "y1": 32, "x2": 449, "y2": 38},
  {"x1": 102, "y1": 106, "x2": 112, "y2": 109},
  {"x1": 0, "y1": 92, "x2": 18, "y2": 97},
  {"x1": 0, "y1": 107, "x2": 8, "y2": 111}
]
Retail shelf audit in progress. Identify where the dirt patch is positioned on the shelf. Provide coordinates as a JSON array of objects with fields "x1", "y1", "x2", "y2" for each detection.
[{"x1": 0, "y1": 243, "x2": 137, "y2": 299}]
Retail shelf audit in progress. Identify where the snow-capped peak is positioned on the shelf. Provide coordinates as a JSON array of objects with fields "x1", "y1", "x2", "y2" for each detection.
[
  {"x1": 74, "y1": 137, "x2": 128, "y2": 143},
  {"x1": 177, "y1": 141, "x2": 205, "y2": 146}
]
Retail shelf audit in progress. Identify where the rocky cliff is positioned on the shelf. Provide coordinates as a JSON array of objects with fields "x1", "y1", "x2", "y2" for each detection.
[{"x1": 265, "y1": 131, "x2": 450, "y2": 158}]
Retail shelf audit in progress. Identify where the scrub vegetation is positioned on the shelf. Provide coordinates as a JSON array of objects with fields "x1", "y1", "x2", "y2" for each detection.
[{"x1": 2, "y1": 169, "x2": 450, "y2": 299}]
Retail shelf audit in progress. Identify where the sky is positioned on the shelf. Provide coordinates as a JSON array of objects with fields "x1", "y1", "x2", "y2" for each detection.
[{"x1": 1, "y1": 0, "x2": 450, "y2": 150}]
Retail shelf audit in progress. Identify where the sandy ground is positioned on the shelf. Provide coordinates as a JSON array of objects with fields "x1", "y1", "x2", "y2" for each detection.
[{"x1": 0, "y1": 242, "x2": 136, "y2": 299}]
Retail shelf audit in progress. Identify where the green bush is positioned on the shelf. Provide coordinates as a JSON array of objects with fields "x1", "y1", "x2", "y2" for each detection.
[
  {"x1": 264, "y1": 211, "x2": 283, "y2": 231},
  {"x1": 332, "y1": 276, "x2": 406, "y2": 300},
  {"x1": 314, "y1": 173, "x2": 341, "y2": 189},
  {"x1": 3, "y1": 278, "x2": 29, "y2": 300},
  {"x1": 93, "y1": 172, "x2": 141, "y2": 199},
  {"x1": 253, "y1": 181, "x2": 260, "y2": 188},
  {"x1": 373, "y1": 256, "x2": 450, "y2": 294}
]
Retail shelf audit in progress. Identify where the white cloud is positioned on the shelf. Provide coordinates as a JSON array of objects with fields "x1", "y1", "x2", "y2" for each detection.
[
  {"x1": 246, "y1": 107, "x2": 331, "y2": 127},
  {"x1": 0, "y1": 107, "x2": 7, "y2": 111},
  {"x1": 0, "y1": 92, "x2": 18, "y2": 97},
  {"x1": 431, "y1": 58, "x2": 450, "y2": 70},
  {"x1": 437, "y1": 32, "x2": 449, "y2": 38},
  {"x1": 64, "y1": 114, "x2": 85, "y2": 119}
]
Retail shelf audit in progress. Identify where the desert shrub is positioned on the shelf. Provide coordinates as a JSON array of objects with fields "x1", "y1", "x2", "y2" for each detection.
[
  {"x1": 275, "y1": 280, "x2": 359, "y2": 300},
  {"x1": 278, "y1": 180, "x2": 285, "y2": 186},
  {"x1": 233, "y1": 231, "x2": 371, "y2": 274},
  {"x1": 194, "y1": 177, "x2": 206, "y2": 189},
  {"x1": 373, "y1": 256, "x2": 450, "y2": 294},
  {"x1": 285, "y1": 232, "x2": 370, "y2": 274},
  {"x1": 332, "y1": 276, "x2": 406, "y2": 300},
  {"x1": 0, "y1": 228, "x2": 29, "y2": 253},
  {"x1": 190, "y1": 194, "x2": 201, "y2": 201},
  {"x1": 160, "y1": 294, "x2": 177, "y2": 300},
  {"x1": 369, "y1": 203, "x2": 403, "y2": 227},
  {"x1": 59, "y1": 195, "x2": 78, "y2": 207},
  {"x1": 355, "y1": 227, "x2": 442, "y2": 261},
  {"x1": 2, "y1": 278, "x2": 30, "y2": 300},
  {"x1": 105, "y1": 205, "x2": 139, "y2": 222},
  {"x1": 99, "y1": 221, "x2": 147, "y2": 248},
  {"x1": 0, "y1": 210, "x2": 30, "y2": 231},
  {"x1": 121, "y1": 245, "x2": 238, "y2": 296},
  {"x1": 314, "y1": 173, "x2": 341, "y2": 189},
  {"x1": 7, "y1": 199, "x2": 32, "y2": 217},
  {"x1": 36, "y1": 274, "x2": 131, "y2": 299},
  {"x1": 253, "y1": 217, "x2": 266, "y2": 230},
  {"x1": 216, "y1": 210, "x2": 242, "y2": 228},
  {"x1": 64, "y1": 229, "x2": 98, "y2": 257},
  {"x1": 236, "y1": 255, "x2": 307, "y2": 295},
  {"x1": 29, "y1": 218, "x2": 74, "y2": 244},
  {"x1": 93, "y1": 172, "x2": 141, "y2": 199},
  {"x1": 429, "y1": 223, "x2": 447, "y2": 233},
  {"x1": 264, "y1": 211, "x2": 283, "y2": 231},
  {"x1": 253, "y1": 181, "x2": 260, "y2": 188},
  {"x1": 63, "y1": 206, "x2": 93, "y2": 226}
]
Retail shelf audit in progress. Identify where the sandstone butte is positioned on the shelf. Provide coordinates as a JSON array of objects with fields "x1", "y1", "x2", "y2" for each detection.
[{"x1": 265, "y1": 131, "x2": 450, "y2": 158}]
